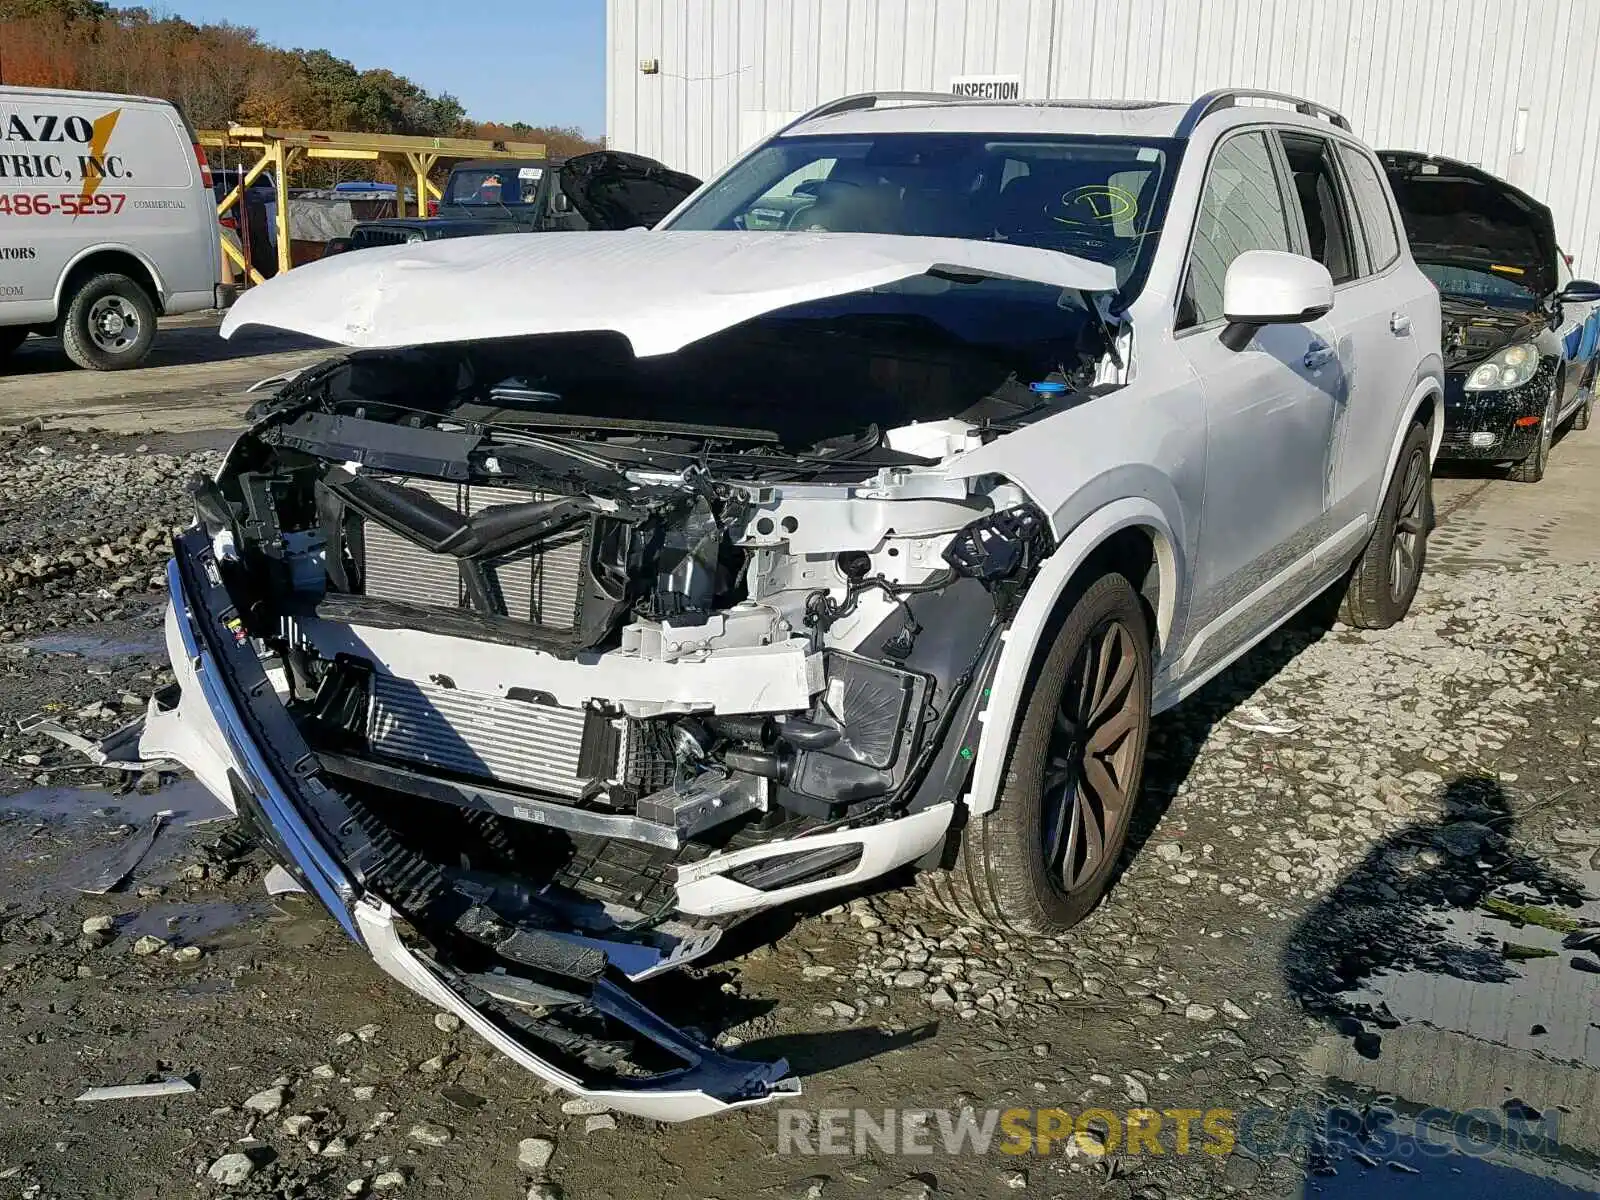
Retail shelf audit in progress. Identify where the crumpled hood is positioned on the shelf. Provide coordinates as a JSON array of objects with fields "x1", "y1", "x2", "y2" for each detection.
[
  {"x1": 219, "y1": 230, "x2": 1117, "y2": 357},
  {"x1": 1380, "y1": 151, "x2": 1558, "y2": 299}
]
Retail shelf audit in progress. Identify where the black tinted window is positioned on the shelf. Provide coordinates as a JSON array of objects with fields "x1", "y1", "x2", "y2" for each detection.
[
  {"x1": 1336, "y1": 145, "x2": 1401, "y2": 270},
  {"x1": 1281, "y1": 134, "x2": 1358, "y2": 283},
  {"x1": 1181, "y1": 132, "x2": 1293, "y2": 328}
]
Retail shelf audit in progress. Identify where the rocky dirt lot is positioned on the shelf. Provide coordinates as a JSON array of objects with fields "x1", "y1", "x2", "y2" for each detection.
[{"x1": 0, "y1": 429, "x2": 1596, "y2": 1200}]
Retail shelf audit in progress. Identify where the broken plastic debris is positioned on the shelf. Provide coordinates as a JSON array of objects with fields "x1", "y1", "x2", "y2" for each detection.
[
  {"x1": 75, "y1": 1078, "x2": 196, "y2": 1102},
  {"x1": 263, "y1": 865, "x2": 306, "y2": 896},
  {"x1": 18, "y1": 714, "x2": 179, "y2": 773},
  {"x1": 1226, "y1": 705, "x2": 1303, "y2": 736},
  {"x1": 69, "y1": 812, "x2": 169, "y2": 894}
]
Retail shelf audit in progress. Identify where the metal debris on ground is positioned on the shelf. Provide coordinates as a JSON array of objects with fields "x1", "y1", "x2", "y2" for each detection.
[{"x1": 75, "y1": 1079, "x2": 196, "y2": 1103}]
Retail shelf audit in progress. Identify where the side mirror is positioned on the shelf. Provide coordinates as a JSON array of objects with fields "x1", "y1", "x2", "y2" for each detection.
[
  {"x1": 1557, "y1": 278, "x2": 1600, "y2": 304},
  {"x1": 553, "y1": 192, "x2": 572, "y2": 214},
  {"x1": 1219, "y1": 250, "x2": 1335, "y2": 351}
]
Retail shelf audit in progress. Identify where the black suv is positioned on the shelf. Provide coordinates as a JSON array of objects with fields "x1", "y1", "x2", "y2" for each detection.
[{"x1": 332, "y1": 151, "x2": 700, "y2": 252}]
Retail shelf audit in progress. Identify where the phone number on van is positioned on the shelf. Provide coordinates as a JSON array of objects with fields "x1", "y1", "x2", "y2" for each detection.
[{"x1": 0, "y1": 193, "x2": 127, "y2": 216}]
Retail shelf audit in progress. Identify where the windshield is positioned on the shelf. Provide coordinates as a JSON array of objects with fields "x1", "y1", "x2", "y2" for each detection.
[
  {"x1": 663, "y1": 132, "x2": 1178, "y2": 293},
  {"x1": 1419, "y1": 262, "x2": 1541, "y2": 308},
  {"x1": 446, "y1": 167, "x2": 544, "y2": 207}
]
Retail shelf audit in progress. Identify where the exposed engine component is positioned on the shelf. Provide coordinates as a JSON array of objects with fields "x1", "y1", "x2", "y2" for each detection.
[
  {"x1": 349, "y1": 475, "x2": 590, "y2": 629},
  {"x1": 183, "y1": 347, "x2": 1057, "y2": 1026},
  {"x1": 366, "y1": 674, "x2": 641, "y2": 800},
  {"x1": 942, "y1": 503, "x2": 1050, "y2": 583}
]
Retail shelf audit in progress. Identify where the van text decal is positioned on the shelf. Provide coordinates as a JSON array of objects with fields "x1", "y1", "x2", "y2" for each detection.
[
  {"x1": 0, "y1": 245, "x2": 38, "y2": 259},
  {"x1": 0, "y1": 107, "x2": 130, "y2": 205},
  {"x1": 1, "y1": 113, "x2": 97, "y2": 143}
]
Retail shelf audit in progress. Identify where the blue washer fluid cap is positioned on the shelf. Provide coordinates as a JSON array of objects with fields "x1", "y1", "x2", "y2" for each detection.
[{"x1": 1030, "y1": 380, "x2": 1069, "y2": 396}]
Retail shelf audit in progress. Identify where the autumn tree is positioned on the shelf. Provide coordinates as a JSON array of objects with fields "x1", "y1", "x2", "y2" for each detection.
[
  {"x1": 473, "y1": 122, "x2": 602, "y2": 158},
  {"x1": 0, "y1": 0, "x2": 557, "y2": 143}
]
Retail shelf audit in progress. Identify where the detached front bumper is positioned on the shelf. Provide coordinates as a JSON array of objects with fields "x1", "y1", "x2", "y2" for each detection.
[
  {"x1": 138, "y1": 531, "x2": 799, "y2": 1121},
  {"x1": 1437, "y1": 373, "x2": 1549, "y2": 462}
]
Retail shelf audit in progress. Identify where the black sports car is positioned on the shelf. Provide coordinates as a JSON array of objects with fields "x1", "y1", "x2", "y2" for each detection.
[{"x1": 1382, "y1": 152, "x2": 1600, "y2": 482}]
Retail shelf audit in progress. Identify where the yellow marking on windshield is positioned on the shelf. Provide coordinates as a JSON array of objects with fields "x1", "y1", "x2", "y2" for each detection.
[
  {"x1": 1489, "y1": 263, "x2": 1526, "y2": 275},
  {"x1": 1050, "y1": 185, "x2": 1139, "y2": 227}
]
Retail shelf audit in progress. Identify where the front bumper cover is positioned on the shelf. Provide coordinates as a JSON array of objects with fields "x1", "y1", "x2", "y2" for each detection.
[
  {"x1": 142, "y1": 530, "x2": 799, "y2": 1120},
  {"x1": 1437, "y1": 370, "x2": 1551, "y2": 462}
]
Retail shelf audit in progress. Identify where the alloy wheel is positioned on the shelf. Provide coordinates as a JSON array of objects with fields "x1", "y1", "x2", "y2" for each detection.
[
  {"x1": 1537, "y1": 389, "x2": 1556, "y2": 464},
  {"x1": 1040, "y1": 618, "x2": 1144, "y2": 893},
  {"x1": 1390, "y1": 446, "x2": 1428, "y2": 602}
]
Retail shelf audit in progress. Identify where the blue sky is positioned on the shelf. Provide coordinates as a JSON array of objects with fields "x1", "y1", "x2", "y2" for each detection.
[{"x1": 118, "y1": 1, "x2": 606, "y2": 134}]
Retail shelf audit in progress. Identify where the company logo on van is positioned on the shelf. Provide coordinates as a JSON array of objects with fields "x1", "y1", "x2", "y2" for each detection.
[
  {"x1": 0, "y1": 107, "x2": 127, "y2": 196},
  {"x1": 0, "y1": 246, "x2": 38, "y2": 259}
]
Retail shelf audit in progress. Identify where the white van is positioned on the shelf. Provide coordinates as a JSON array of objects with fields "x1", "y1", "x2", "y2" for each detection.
[{"x1": 0, "y1": 85, "x2": 222, "y2": 370}]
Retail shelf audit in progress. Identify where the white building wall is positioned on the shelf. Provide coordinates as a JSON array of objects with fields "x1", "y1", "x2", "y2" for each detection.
[{"x1": 607, "y1": 0, "x2": 1600, "y2": 273}]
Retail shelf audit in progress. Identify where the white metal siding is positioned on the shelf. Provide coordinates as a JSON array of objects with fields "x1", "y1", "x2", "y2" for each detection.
[{"x1": 608, "y1": 0, "x2": 1600, "y2": 273}]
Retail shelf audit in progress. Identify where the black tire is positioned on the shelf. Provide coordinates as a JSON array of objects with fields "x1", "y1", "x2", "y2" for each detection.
[
  {"x1": 60, "y1": 273, "x2": 156, "y2": 371},
  {"x1": 0, "y1": 326, "x2": 26, "y2": 362},
  {"x1": 918, "y1": 572, "x2": 1152, "y2": 935},
  {"x1": 1572, "y1": 386, "x2": 1593, "y2": 431},
  {"x1": 1339, "y1": 420, "x2": 1431, "y2": 629},
  {"x1": 1507, "y1": 383, "x2": 1558, "y2": 483}
]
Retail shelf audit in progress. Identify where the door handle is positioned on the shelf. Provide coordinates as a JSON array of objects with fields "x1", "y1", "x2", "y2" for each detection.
[
  {"x1": 1390, "y1": 312, "x2": 1412, "y2": 335},
  {"x1": 1303, "y1": 344, "x2": 1338, "y2": 370}
]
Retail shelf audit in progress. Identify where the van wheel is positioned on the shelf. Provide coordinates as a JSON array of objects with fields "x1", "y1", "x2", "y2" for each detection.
[
  {"x1": 0, "y1": 327, "x2": 26, "y2": 362},
  {"x1": 1340, "y1": 420, "x2": 1431, "y2": 629},
  {"x1": 61, "y1": 274, "x2": 156, "y2": 370},
  {"x1": 918, "y1": 572, "x2": 1152, "y2": 935}
]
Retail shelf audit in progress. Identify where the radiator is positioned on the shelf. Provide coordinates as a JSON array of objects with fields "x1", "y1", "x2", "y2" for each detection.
[
  {"x1": 367, "y1": 674, "x2": 629, "y2": 799},
  {"x1": 359, "y1": 478, "x2": 585, "y2": 629}
]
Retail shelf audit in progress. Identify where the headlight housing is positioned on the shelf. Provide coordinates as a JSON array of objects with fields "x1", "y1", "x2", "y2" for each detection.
[
  {"x1": 1464, "y1": 342, "x2": 1540, "y2": 391},
  {"x1": 404, "y1": 232, "x2": 426, "y2": 244}
]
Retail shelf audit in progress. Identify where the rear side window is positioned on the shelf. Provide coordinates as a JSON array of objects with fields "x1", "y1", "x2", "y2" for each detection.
[
  {"x1": 1280, "y1": 134, "x2": 1358, "y2": 284},
  {"x1": 1336, "y1": 145, "x2": 1402, "y2": 270},
  {"x1": 1179, "y1": 132, "x2": 1293, "y2": 329}
]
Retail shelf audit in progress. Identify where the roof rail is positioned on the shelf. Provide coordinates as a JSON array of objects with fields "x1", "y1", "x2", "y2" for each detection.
[
  {"x1": 1177, "y1": 88, "x2": 1351, "y2": 137},
  {"x1": 772, "y1": 91, "x2": 994, "y2": 138}
]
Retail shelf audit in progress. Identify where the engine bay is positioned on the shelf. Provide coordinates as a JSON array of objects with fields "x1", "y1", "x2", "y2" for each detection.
[{"x1": 173, "y1": 310, "x2": 1104, "y2": 1092}]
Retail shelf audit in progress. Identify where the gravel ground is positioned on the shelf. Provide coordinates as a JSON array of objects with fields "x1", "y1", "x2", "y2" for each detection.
[{"x1": 0, "y1": 435, "x2": 1596, "y2": 1200}]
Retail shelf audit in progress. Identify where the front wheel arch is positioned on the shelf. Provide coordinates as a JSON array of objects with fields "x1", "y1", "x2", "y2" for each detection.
[
  {"x1": 964, "y1": 498, "x2": 1180, "y2": 820},
  {"x1": 918, "y1": 570, "x2": 1154, "y2": 933}
]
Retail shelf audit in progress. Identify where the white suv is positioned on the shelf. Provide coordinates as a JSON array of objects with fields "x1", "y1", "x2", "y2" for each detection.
[{"x1": 145, "y1": 89, "x2": 1442, "y2": 1118}]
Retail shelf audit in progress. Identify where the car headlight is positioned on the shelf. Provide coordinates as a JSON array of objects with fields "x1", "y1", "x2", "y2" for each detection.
[
  {"x1": 404, "y1": 232, "x2": 426, "y2": 244},
  {"x1": 1464, "y1": 342, "x2": 1540, "y2": 391}
]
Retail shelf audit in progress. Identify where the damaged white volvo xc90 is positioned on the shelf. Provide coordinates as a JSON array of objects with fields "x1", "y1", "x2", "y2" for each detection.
[{"x1": 135, "y1": 90, "x2": 1443, "y2": 1118}]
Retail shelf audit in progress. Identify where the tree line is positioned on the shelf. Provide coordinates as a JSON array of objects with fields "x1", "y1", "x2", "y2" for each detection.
[{"x1": 0, "y1": 0, "x2": 600, "y2": 158}]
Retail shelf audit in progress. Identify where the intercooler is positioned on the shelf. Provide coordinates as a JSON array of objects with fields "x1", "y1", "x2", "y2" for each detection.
[
  {"x1": 367, "y1": 673, "x2": 639, "y2": 799},
  {"x1": 358, "y1": 478, "x2": 586, "y2": 629}
]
